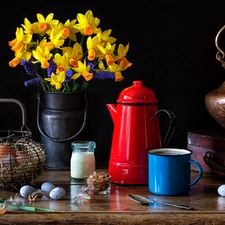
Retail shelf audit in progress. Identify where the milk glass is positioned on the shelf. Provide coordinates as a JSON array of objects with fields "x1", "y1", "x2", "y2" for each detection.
[{"x1": 70, "y1": 141, "x2": 96, "y2": 180}]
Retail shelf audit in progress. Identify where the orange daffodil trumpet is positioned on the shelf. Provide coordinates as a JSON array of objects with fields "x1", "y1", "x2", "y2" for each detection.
[{"x1": 8, "y1": 10, "x2": 132, "y2": 93}]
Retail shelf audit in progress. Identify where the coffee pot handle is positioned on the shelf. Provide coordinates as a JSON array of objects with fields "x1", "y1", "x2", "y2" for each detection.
[{"x1": 154, "y1": 109, "x2": 176, "y2": 147}]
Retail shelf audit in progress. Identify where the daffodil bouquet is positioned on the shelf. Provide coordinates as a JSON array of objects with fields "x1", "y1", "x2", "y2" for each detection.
[{"x1": 8, "y1": 10, "x2": 132, "y2": 93}]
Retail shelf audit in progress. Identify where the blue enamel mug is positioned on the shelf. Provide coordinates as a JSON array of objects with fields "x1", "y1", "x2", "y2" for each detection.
[{"x1": 148, "y1": 148, "x2": 203, "y2": 195}]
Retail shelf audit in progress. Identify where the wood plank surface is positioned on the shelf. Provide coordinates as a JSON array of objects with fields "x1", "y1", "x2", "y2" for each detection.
[{"x1": 0, "y1": 167, "x2": 225, "y2": 224}]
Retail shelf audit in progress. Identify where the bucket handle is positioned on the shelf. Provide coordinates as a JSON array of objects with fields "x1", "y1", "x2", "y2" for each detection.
[
  {"x1": 36, "y1": 92, "x2": 88, "y2": 143},
  {"x1": 154, "y1": 109, "x2": 176, "y2": 147},
  {"x1": 215, "y1": 25, "x2": 225, "y2": 66}
]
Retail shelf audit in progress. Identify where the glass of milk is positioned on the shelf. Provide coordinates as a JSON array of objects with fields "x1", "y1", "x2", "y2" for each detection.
[{"x1": 70, "y1": 141, "x2": 96, "y2": 180}]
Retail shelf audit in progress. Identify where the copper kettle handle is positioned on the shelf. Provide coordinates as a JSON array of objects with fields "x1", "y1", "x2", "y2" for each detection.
[
  {"x1": 154, "y1": 109, "x2": 176, "y2": 148},
  {"x1": 215, "y1": 25, "x2": 225, "y2": 66}
]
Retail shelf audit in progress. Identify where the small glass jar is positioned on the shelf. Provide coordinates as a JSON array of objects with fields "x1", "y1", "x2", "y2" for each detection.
[
  {"x1": 70, "y1": 141, "x2": 96, "y2": 180},
  {"x1": 84, "y1": 172, "x2": 111, "y2": 195}
]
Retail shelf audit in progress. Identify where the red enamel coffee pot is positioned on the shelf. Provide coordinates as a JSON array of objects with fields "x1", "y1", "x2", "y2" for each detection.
[{"x1": 106, "y1": 80, "x2": 176, "y2": 184}]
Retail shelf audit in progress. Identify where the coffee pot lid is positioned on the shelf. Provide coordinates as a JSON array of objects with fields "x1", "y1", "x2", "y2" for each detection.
[{"x1": 117, "y1": 80, "x2": 158, "y2": 104}]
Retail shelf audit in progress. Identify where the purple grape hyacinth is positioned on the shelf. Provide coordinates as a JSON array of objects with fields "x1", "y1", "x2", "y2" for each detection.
[
  {"x1": 94, "y1": 71, "x2": 115, "y2": 79},
  {"x1": 22, "y1": 59, "x2": 38, "y2": 77}
]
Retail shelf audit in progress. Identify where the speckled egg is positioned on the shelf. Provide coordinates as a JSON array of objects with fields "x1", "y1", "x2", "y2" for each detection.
[
  {"x1": 49, "y1": 187, "x2": 66, "y2": 200},
  {"x1": 20, "y1": 185, "x2": 36, "y2": 198},
  {"x1": 218, "y1": 184, "x2": 225, "y2": 196},
  {"x1": 41, "y1": 182, "x2": 55, "y2": 194}
]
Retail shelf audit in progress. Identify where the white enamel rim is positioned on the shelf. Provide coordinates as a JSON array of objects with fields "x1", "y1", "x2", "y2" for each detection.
[{"x1": 148, "y1": 148, "x2": 192, "y2": 155}]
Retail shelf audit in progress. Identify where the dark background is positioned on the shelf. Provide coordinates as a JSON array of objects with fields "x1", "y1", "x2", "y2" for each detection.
[{"x1": 1, "y1": 0, "x2": 225, "y2": 162}]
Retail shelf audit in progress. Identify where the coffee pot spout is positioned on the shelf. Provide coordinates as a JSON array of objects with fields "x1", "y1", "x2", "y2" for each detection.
[{"x1": 106, "y1": 104, "x2": 117, "y2": 123}]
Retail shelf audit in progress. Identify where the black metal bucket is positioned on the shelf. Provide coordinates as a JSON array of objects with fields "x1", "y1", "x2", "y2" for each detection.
[{"x1": 37, "y1": 91, "x2": 88, "y2": 170}]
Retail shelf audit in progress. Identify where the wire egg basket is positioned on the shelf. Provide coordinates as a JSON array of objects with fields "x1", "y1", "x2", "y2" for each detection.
[{"x1": 0, "y1": 98, "x2": 45, "y2": 190}]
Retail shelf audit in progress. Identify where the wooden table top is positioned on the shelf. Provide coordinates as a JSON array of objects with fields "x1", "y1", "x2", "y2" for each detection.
[{"x1": 1, "y1": 165, "x2": 225, "y2": 225}]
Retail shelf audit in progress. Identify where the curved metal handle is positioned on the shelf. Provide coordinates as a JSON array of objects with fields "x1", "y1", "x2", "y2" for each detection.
[
  {"x1": 36, "y1": 92, "x2": 88, "y2": 143},
  {"x1": 0, "y1": 98, "x2": 27, "y2": 125},
  {"x1": 203, "y1": 151, "x2": 225, "y2": 176},
  {"x1": 188, "y1": 160, "x2": 203, "y2": 186},
  {"x1": 0, "y1": 98, "x2": 32, "y2": 138},
  {"x1": 154, "y1": 109, "x2": 176, "y2": 147},
  {"x1": 215, "y1": 25, "x2": 225, "y2": 65}
]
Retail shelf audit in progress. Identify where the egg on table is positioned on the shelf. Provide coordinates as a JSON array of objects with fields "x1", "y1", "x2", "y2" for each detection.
[
  {"x1": 49, "y1": 187, "x2": 66, "y2": 200},
  {"x1": 20, "y1": 185, "x2": 36, "y2": 198},
  {"x1": 218, "y1": 184, "x2": 225, "y2": 196},
  {"x1": 41, "y1": 182, "x2": 55, "y2": 194}
]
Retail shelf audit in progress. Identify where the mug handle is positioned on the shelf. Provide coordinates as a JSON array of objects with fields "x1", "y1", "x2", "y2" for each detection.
[{"x1": 188, "y1": 160, "x2": 203, "y2": 186}]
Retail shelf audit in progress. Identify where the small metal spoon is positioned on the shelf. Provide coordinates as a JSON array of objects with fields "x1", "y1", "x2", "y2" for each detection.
[{"x1": 128, "y1": 194, "x2": 194, "y2": 210}]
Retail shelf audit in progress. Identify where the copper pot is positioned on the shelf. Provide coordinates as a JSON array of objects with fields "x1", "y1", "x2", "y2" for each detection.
[
  {"x1": 205, "y1": 25, "x2": 225, "y2": 129},
  {"x1": 205, "y1": 81, "x2": 225, "y2": 129}
]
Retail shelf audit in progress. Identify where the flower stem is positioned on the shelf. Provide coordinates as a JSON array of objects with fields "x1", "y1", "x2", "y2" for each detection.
[{"x1": 80, "y1": 35, "x2": 85, "y2": 47}]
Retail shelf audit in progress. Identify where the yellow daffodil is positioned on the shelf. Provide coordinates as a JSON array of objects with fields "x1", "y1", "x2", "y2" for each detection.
[
  {"x1": 114, "y1": 44, "x2": 132, "y2": 69},
  {"x1": 39, "y1": 38, "x2": 54, "y2": 51},
  {"x1": 86, "y1": 36, "x2": 102, "y2": 61},
  {"x1": 97, "y1": 42, "x2": 115, "y2": 65},
  {"x1": 73, "y1": 10, "x2": 100, "y2": 35},
  {"x1": 9, "y1": 27, "x2": 32, "y2": 52},
  {"x1": 114, "y1": 43, "x2": 130, "y2": 60},
  {"x1": 38, "y1": 30, "x2": 65, "y2": 51},
  {"x1": 9, "y1": 49, "x2": 31, "y2": 67},
  {"x1": 58, "y1": 19, "x2": 78, "y2": 42},
  {"x1": 8, "y1": 10, "x2": 132, "y2": 93},
  {"x1": 53, "y1": 53, "x2": 70, "y2": 74},
  {"x1": 97, "y1": 42, "x2": 116, "y2": 55},
  {"x1": 49, "y1": 30, "x2": 65, "y2": 48},
  {"x1": 21, "y1": 18, "x2": 35, "y2": 35},
  {"x1": 117, "y1": 57, "x2": 132, "y2": 70},
  {"x1": 96, "y1": 28, "x2": 117, "y2": 45},
  {"x1": 9, "y1": 57, "x2": 21, "y2": 67},
  {"x1": 62, "y1": 42, "x2": 83, "y2": 68},
  {"x1": 72, "y1": 60, "x2": 93, "y2": 81},
  {"x1": 45, "y1": 71, "x2": 66, "y2": 89},
  {"x1": 32, "y1": 13, "x2": 59, "y2": 36},
  {"x1": 108, "y1": 61, "x2": 126, "y2": 82},
  {"x1": 32, "y1": 46, "x2": 52, "y2": 69},
  {"x1": 98, "y1": 60, "x2": 106, "y2": 70}
]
